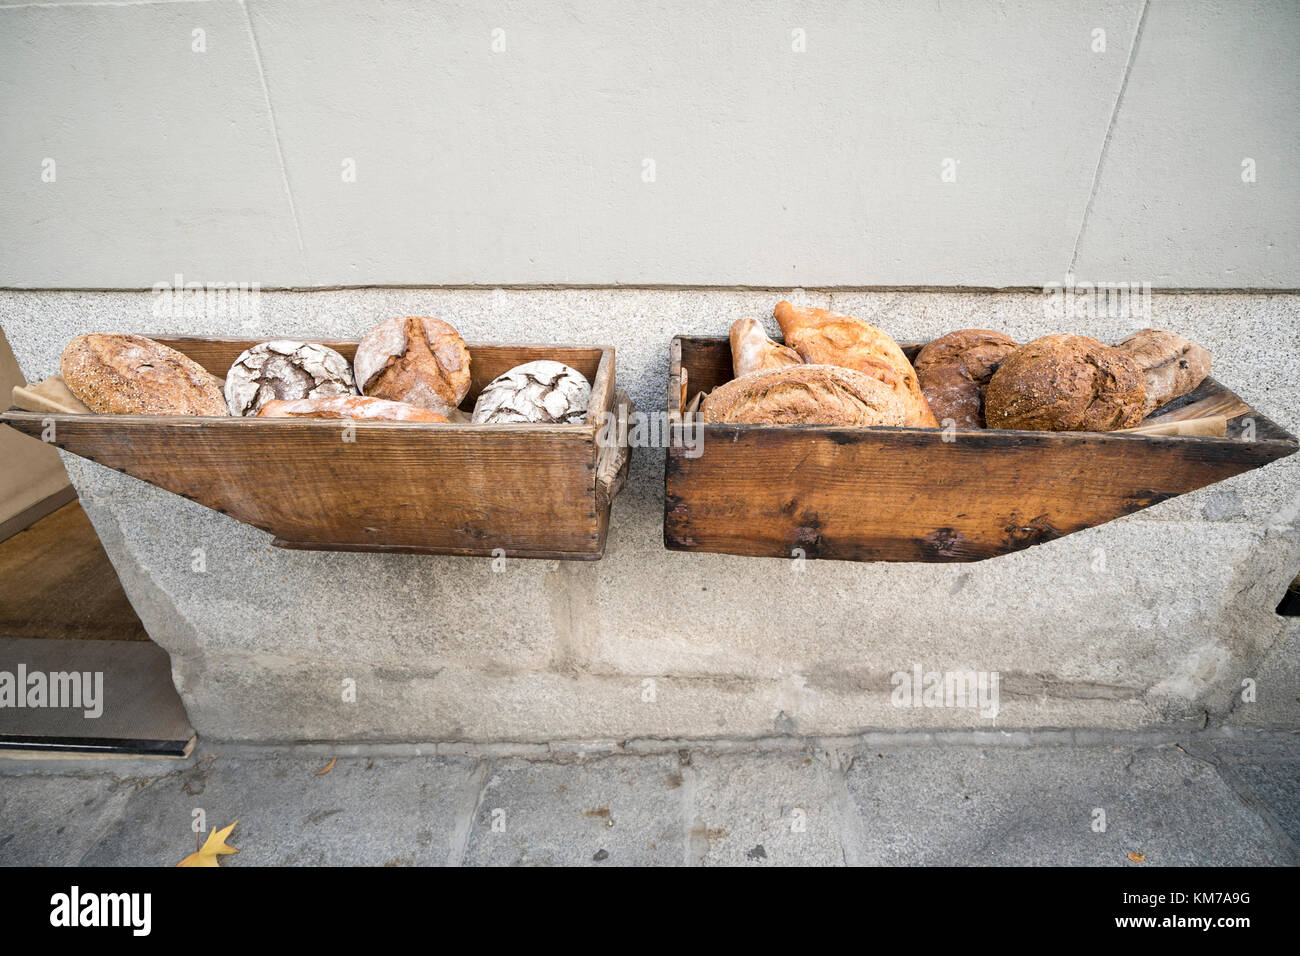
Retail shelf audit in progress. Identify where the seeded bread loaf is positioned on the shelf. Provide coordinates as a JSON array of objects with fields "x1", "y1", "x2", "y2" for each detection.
[
  {"x1": 984, "y1": 334, "x2": 1146, "y2": 432},
  {"x1": 60, "y1": 334, "x2": 227, "y2": 416},
  {"x1": 700, "y1": 364, "x2": 909, "y2": 427}
]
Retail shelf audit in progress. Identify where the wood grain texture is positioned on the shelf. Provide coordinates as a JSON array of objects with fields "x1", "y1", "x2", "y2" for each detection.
[
  {"x1": 2, "y1": 341, "x2": 625, "y2": 558},
  {"x1": 664, "y1": 336, "x2": 1297, "y2": 563}
]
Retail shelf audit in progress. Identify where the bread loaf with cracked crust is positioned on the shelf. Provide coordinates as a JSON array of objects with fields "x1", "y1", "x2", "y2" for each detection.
[
  {"x1": 224, "y1": 340, "x2": 355, "y2": 416},
  {"x1": 257, "y1": 395, "x2": 449, "y2": 422},
  {"x1": 61, "y1": 334, "x2": 227, "y2": 416},
  {"x1": 700, "y1": 364, "x2": 909, "y2": 427},
  {"x1": 984, "y1": 334, "x2": 1146, "y2": 432},
  {"x1": 1113, "y1": 329, "x2": 1211, "y2": 414},
  {"x1": 773, "y1": 301, "x2": 938, "y2": 426},
  {"x1": 353, "y1": 316, "x2": 471, "y2": 415},
  {"x1": 914, "y1": 329, "x2": 1019, "y2": 428},
  {"x1": 729, "y1": 317, "x2": 801, "y2": 377}
]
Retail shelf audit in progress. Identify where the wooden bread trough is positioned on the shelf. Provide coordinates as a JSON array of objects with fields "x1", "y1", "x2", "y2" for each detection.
[
  {"x1": 3, "y1": 337, "x2": 632, "y2": 560},
  {"x1": 665, "y1": 336, "x2": 1297, "y2": 563}
]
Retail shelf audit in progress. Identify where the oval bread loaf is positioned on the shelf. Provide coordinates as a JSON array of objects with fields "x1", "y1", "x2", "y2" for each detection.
[
  {"x1": 984, "y1": 334, "x2": 1146, "y2": 432},
  {"x1": 1113, "y1": 329, "x2": 1211, "y2": 414},
  {"x1": 700, "y1": 364, "x2": 909, "y2": 427},
  {"x1": 60, "y1": 334, "x2": 227, "y2": 416},
  {"x1": 773, "y1": 300, "x2": 938, "y2": 427}
]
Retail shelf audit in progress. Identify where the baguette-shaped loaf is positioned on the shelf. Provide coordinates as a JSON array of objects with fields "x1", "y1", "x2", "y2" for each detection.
[
  {"x1": 257, "y1": 395, "x2": 449, "y2": 422},
  {"x1": 700, "y1": 364, "x2": 909, "y2": 427},
  {"x1": 773, "y1": 301, "x2": 938, "y2": 426},
  {"x1": 729, "y1": 317, "x2": 801, "y2": 377}
]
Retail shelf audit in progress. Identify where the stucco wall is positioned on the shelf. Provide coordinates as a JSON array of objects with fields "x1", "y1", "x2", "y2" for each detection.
[{"x1": 0, "y1": 0, "x2": 1297, "y2": 289}]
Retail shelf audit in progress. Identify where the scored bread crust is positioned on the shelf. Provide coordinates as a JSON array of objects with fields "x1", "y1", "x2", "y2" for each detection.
[
  {"x1": 700, "y1": 364, "x2": 909, "y2": 427},
  {"x1": 354, "y1": 316, "x2": 471, "y2": 414},
  {"x1": 257, "y1": 395, "x2": 449, "y2": 422},
  {"x1": 1113, "y1": 328, "x2": 1211, "y2": 414},
  {"x1": 914, "y1": 329, "x2": 1019, "y2": 428},
  {"x1": 60, "y1": 333, "x2": 227, "y2": 416},
  {"x1": 773, "y1": 301, "x2": 938, "y2": 426},
  {"x1": 729, "y1": 317, "x2": 802, "y2": 378},
  {"x1": 984, "y1": 334, "x2": 1147, "y2": 432}
]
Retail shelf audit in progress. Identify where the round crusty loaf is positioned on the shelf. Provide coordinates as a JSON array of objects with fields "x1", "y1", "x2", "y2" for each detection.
[
  {"x1": 1113, "y1": 328, "x2": 1211, "y2": 414},
  {"x1": 60, "y1": 333, "x2": 227, "y2": 416},
  {"x1": 353, "y1": 316, "x2": 471, "y2": 415},
  {"x1": 984, "y1": 334, "x2": 1146, "y2": 432},
  {"x1": 914, "y1": 329, "x2": 1019, "y2": 429},
  {"x1": 773, "y1": 300, "x2": 938, "y2": 427},
  {"x1": 471, "y1": 360, "x2": 591, "y2": 424},
  {"x1": 224, "y1": 341, "x2": 355, "y2": 417},
  {"x1": 257, "y1": 395, "x2": 449, "y2": 422},
  {"x1": 700, "y1": 364, "x2": 909, "y2": 427}
]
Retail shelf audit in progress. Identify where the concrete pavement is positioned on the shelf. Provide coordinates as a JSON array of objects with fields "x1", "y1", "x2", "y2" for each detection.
[{"x1": 1, "y1": 727, "x2": 1296, "y2": 867}]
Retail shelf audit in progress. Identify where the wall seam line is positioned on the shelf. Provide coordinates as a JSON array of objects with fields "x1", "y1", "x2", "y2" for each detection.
[
  {"x1": 1066, "y1": 0, "x2": 1150, "y2": 277},
  {"x1": 239, "y1": 0, "x2": 310, "y2": 283}
]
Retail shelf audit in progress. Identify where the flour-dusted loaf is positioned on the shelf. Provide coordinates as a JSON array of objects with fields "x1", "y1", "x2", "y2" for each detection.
[
  {"x1": 257, "y1": 395, "x2": 449, "y2": 422},
  {"x1": 60, "y1": 334, "x2": 227, "y2": 416},
  {"x1": 699, "y1": 363, "x2": 909, "y2": 427},
  {"x1": 914, "y1": 329, "x2": 1019, "y2": 428},
  {"x1": 984, "y1": 334, "x2": 1146, "y2": 432},
  {"x1": 471, "y1": 360, "x2": 591, "y2": 424},
  {"x1": 225, "y1": 341, "x2": 355, "y2": 416},
  {"x1": 353, "y1": 316, "x2": 471, "y2": 416},
  {"x1": 773, "y1": 301, "x2": 938, "y2": 427},
  {"x1": 1113, "y1": 329, "x2": 1212, "y2": 414},
  {"x1": 729, "y1": 317, "x2": 801, "y2": 378}
]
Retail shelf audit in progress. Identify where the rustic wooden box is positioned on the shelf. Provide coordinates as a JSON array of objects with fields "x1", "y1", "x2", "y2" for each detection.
[
  {"x1": 665, "y1": 335, "x2": 1297, "y2": 562},
  {"x1": 3, "y1": 337, "x2": 630, "y2": 560}
]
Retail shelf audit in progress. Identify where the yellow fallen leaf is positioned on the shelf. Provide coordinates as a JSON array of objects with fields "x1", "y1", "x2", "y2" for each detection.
[
  {"x1": 177, "y1": 821, "x2": 239, "y2": 867},
  {"x1": 315, "y1": 758, "x2": 337, "y2": 776},
  {"x1": 1128, "y1": 851, "x2": 1146, "y2": 864}
]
